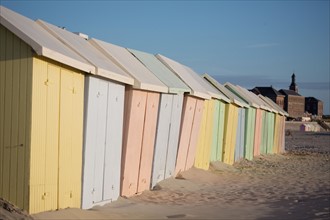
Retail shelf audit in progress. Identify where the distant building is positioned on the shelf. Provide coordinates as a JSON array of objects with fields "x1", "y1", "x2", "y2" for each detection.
[
  {"x1": 251, "y1": 86, "x2": 285, "y2": 109},
  {"x1": 252, "y1": 73, "x2": 324, "y2": 119},
  {"x1": 279, "y1": 89, "x2": 305, "y2": 118},
  {"x1": 305, "y1": 97, "x2": 323, "y2": 116}
]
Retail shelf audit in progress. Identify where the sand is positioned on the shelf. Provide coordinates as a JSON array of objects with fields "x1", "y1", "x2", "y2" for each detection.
[{"x1": 1, "y1": 130, "x2": 329, "y2": 219}]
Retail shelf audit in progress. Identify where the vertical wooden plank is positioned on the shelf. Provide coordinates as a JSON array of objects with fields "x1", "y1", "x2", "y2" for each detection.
[
  {"x1": 16, "y1": 40, "x2": 28, "y2": 209},
  {"x1": 217, "y1": 101, "x2": 226, "y2": 162},
  {"x1": 228, "y1": 105, "x2": 238, "y2": 165},
  {"x1": 44, "y1": 63, "x2": 60, "y2": 211},
  {"x1": 194, "y1": 100, "x2": 208, "y2": 169},
  {"x1": 151, "y1": 94, "x2": 172, "y2": 188},
  {"x1": 185, "y1": 98, "x2": 204, "y2": 170},
  {"x1": 260, "y1": 111, "x2": 267, "y2": 154},
  {"x1": 210, "y1": 100, "x2": 220, "y2": 162},
  {"x1": 104, "y1": 81, "x2": 125, "y2": 202},
  {"x1": 121, "y1": 88, "x2": 146, "y2": 197},
  {"x1": 165, "y1": 93, "x2": 184, "y2": 179},
  {"x1": 81, "y1": 76, "x2": 98, "y2": 209},
  {"x1": 29, "y1": 58, "x2": 48, "y2": 214},
  {"x1": 92, "y1": 79, "x2": 108, "y2": 204},
  {"x1": 138, "y1": 92, "x2": 160, "y2": 193},
  {"x1": 2, "y1": 29, "x2": 13, "y2": 201},
  {"x1": 175, "y1": 96, "x2": 196, "y2": 175},
  {"x1": 24, "y1": 49, "x2": 33, "y2": 212},
  {"x1": 58, "y1": 68, "x2": 84, "y2": 209},
  {"x1": 0, "y1": 25, "x2": 5, "y2": 197},
  {"x1": 254, "y1": 109, "x2": 262, "y2": 156},
  {"x1": 234, "y1": 108, "x2": 242, "y2": 162},
  {"x1": 9, "y1": 33, "x2": 20, "y2": 204},
  {"x1": 203, "y1": 99, "x2": 215, "y2": 170}
]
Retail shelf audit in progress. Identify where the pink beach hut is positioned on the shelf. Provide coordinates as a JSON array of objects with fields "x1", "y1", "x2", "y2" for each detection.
[
  {"x1": 156, "y1": 54, "x2": 211, "y2": 175},
  {"x1": 89, "y1": 39, "x2": 168, "y2": 197}
]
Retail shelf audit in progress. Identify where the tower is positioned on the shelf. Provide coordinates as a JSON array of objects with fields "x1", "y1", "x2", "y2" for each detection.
[{"x1": 289, "y1": 73, "x2": 298, "y2": 93}]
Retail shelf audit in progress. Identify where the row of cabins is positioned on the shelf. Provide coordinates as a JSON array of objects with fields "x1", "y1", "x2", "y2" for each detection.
[{"x1": 0, "y1": 6, "x2": 288, "y2": 214}]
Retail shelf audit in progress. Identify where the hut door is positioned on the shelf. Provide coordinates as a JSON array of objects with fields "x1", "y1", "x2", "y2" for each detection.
[
  {"x1": 82, "y1": 77, "x2": 125, "y2": 209},
  {"x1": 103, "y1": 82, "x2": 124, "y2": 202},
  {"x1": 152, "y1": 94, "x2": 173, "y2": 188},
  {"x1": 58, "y1": 69, "x2": 84, "y2": 209},
  {"x1": 29, "y1": 60, "x2": 60, "y2": 214},
  {"x1": 165, "y1": 93, "x2": 184, "y2": 179}
]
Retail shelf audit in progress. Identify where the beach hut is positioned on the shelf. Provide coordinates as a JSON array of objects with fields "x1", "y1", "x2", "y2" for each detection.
[
  {"x1": 128, "y1": 49, "x2": 191, "y2": 188},
  {"x1": 235, "y1": 86, "x2": 271, "y2": 157},
  {"x1": 0, "y1": 6, "x2": 106, "y2": 214},
  {"x1": 223, "y1": 84, "x2": 249, "y2": 162},
  {"x1": 201, "y1": 74, "x2": 248, "y2": 165},
  {"x1": 89, "y1": 39, "x2": 168, "y2": 197},
  {"x1": 257, "y1": 95, "x2": 278, "y2": 154},
  {"x1": 34, "y1": 19, "x2": 135, "y2": 209},
  {"x1": 260, "y1": 96, "x2": 288, "y2": 154},
  {"x1": 190, "y1": 73, "x2": 230, "y2": 170},
  {"x1": 156, "y1": 54, "x2": 211, "y2": 174},
  {"x1": 224, "y1": 83, "x2": 260, "y2": 161}
]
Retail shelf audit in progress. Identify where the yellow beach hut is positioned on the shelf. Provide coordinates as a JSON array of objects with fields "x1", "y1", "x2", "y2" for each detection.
[{"x1": 0, "y1": 6, "x2": 130, "y2": 214}]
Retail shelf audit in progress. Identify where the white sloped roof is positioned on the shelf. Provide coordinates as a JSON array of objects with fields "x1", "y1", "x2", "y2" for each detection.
[
  {"x1": 128, "y1": 48, "x2": 191, "y2": 94},
  {"x1": 184, "y1": 67, "x2": 230, "y2": 103},
  {"x1": 224, "y1": 82, "x2": 259, "y2": 108},
  {"x1": 201, "y1": 74, "x2": 248, "y2": 107},
  {"x1": 236, "y1": 85, "x2": 272, "y2": 111},
  {"x1": 90, "y1": 38, "x2": 168, "y2": 93},
  {"x1": 36, "y1": 20, "x2": 133, "y2": 85},
  {"x1": 261, "y1": 95, "x2": 289, "y2": 116},
  {"x1": 258, "y1": 95, "x2": 279, "y2": 113},
  {"x1": 0, "y1": 6, "x2": 94, "y2": 73},
  {"x1": 156, "y1": 54, "x2": 210, "y2": 100}
]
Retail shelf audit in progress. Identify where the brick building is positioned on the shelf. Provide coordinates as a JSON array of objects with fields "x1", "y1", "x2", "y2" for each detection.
[
  {"x1": 278, "y1": 89, "x2": 305, "y2": 118},
  {"x1": 305, "y1": 97, "x2": 323, "y2": 116}
]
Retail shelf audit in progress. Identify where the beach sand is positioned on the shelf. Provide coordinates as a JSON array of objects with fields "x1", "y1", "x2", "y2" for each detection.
[{"x1": 1, "y1": 131, "x2": 329, "y2": 219}]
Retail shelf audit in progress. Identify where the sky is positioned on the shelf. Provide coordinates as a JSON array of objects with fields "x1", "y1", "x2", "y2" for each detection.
[{"x1": 1, "y1": 0, "x2": 329, "y2": 114}]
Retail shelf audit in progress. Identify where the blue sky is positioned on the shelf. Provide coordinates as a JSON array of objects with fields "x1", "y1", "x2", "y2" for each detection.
[{"x1": 1, "y1": 1, "x2": 329, "y2": 114}]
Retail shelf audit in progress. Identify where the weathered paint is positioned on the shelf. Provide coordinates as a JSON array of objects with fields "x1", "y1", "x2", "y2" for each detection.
[
  {"x1": 234, "y1": 108, "x2": 245, "y2": 162},
  {"x1": 223, "y1": 103, "x2": 239, "y2": 165},
  {"x1": 81, "y1": 76, "x2": 125, "y2": 209},
  {"x1": 0, "y1": 24, "x2": 33, "y2": 211},
  {"x1": 121, "y1": 88, "x2": 160, "y2": 197},
  {"x1": 194, "y1": 99, "x2": 215, "y2": 170}
]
